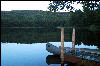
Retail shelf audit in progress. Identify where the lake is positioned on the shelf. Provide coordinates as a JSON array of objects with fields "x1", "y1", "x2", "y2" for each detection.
[{"x1": 1, "y1": 28, "x2": 100, "y2": 66}]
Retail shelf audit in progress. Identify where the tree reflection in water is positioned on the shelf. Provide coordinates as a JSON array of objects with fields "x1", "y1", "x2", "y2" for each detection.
[{"x1": 1, "y1": 28, "x2": 100, "y2": 49}]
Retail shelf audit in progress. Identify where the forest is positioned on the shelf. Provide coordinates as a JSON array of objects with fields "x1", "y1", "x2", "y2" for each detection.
[
  {"x1": 1, "y1": 1, "x2": 100, "y2": 48},
  {"x1": 1, "y1": 10, "x2": 70, "y2": 27},
  {"x1": 1, "y1": 7, "x2": 100, "y2": 29}
]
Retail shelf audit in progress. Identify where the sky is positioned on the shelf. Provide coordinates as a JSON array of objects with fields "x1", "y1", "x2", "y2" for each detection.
[{"x1": 1, "y1": 1, "x2": 83, "y2": 12}]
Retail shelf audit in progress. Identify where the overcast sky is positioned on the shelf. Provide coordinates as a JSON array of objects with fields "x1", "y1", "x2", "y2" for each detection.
[{"x1": 1, "y1": 1, "x2": 83, "y2": 12}]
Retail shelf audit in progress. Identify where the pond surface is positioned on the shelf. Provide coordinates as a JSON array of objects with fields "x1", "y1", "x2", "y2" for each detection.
[{"x1": 1, "y1": 28, "x2": 100, "y2": 66}]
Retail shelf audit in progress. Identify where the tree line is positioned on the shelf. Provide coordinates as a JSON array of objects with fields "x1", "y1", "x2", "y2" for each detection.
[
  {"x1": 1, "y1": 7, "x2": 100, "y2": 29},
  {"x1": 1, "y1": 10, "x2": 70, "y2": 27},
  {"x1": 48, "y1": 1, "x2": 100, "y2": 29}
]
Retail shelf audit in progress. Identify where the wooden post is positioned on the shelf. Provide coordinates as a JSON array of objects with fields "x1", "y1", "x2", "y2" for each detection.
[
  {"x1": 72, "y1": 28, "x2": 75, "y2": 50},
  {"x1": 61, "y1": 28, "x2": 64, "y2": 65}
]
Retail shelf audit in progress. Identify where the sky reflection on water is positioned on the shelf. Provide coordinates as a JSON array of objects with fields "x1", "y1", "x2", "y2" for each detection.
[
  {"x1": 1, "y1": 42, "x2": 99, "y2": 66},
  {"x1": 1, "y1": 43, "x2": 51, "y2": 66},
  {"x1": 49, "y1": 42, "x2": 98, "y2": 49}
]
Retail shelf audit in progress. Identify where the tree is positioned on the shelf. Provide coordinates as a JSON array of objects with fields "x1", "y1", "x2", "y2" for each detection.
[
  {"x1": 48, "y1": 1, "x2": 100, "y2": 12},
  {"x1": 48, "y1": 1, "x2": 100, "y2": 28}
]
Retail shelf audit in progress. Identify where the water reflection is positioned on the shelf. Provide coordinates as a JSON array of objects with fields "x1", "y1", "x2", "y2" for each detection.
[
  {"x1": 1, "y1": 43, "x2": 50, "y2": 66},
  {"x1": 46, "y1": 42, "x2": 100, "y2": 66},
  {"x1": 49, "y1": 42, "x2": 99, "y2": 49},
  {"x1": 1, "y1": 28, "x2": 100, "y2": 66},
  {"x1": 46, "y1": 55, "x2": 100, "y2": 66},
  {"x1": 1, "y1": 42, "x2": 100, "y2": 66},
  {"x1": 1, "y1": 28, "x2": 100, "y2": 48},
  {"x1": 46, "y1": 55, "x2": 73, "y2": 66}
]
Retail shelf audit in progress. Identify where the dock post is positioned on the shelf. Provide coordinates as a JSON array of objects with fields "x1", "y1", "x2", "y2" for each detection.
[
  {"x1": 72, "y1": 28, "x2": 75, "y2": 50},
  {"x1": 61, "y1": 28, "x2": 64, "y2": 65}
]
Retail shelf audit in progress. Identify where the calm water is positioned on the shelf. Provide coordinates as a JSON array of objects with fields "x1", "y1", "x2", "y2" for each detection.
[{"x1": 1, "y1": 28, "x2": 100, "y2": 66}]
